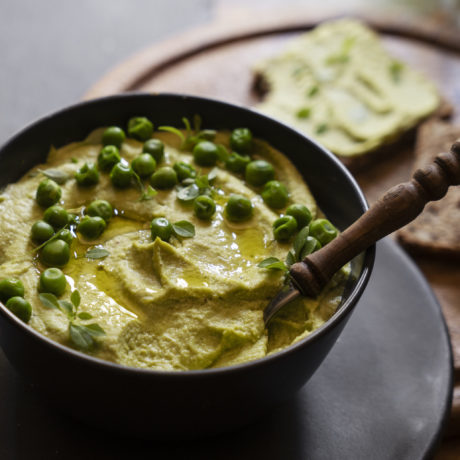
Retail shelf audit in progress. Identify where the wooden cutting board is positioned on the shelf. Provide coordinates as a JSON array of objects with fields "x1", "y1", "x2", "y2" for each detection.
[{"x1": 84, "y1": 6, "x2": 460, "y2": 437}]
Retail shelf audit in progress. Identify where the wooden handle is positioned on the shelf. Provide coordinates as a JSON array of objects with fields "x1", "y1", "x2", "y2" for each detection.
[{"x1": 290, "y1": 141, "x2": 460, "y2": 297}]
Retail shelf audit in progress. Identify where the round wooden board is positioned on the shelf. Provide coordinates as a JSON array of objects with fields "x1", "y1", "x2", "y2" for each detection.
[{"x1": 85, "y1": 9, "x2": 460, "y2": 437}]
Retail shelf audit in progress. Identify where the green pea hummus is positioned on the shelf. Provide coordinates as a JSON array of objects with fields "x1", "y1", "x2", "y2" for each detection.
[
  {"x1": 255, "y1": 19, "x2": 440, "y2": 158},
  {"x1": 0, "y1": 129, "x2": 348, "y2": 371}
]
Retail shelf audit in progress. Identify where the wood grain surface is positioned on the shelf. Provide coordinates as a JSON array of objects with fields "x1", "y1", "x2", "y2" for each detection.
[{"x1": 84, "y1": 6, "x2": 460, "y2": 454}]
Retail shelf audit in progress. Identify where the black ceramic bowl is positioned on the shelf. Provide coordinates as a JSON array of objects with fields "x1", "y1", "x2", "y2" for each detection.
[{"x1": 0, "y1": 94, "x2": 374, "y2": 438}]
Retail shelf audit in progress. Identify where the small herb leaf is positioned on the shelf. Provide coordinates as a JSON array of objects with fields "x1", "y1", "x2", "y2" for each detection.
[
  {"x1": 258, "y1": 257, "x2": 288, "y2": 271},
  {"x1": 58, "y1": 300, "x2": 75, "y2": 318},
  {"x1": 294, "y1": 227, "x2": 310, "y2": 260},
  {"x1": 78, "y1": 312, "x2": 93, "y2": 320},
  {"x1": 285, "y1": 251, "x2": 296, "y2": 267},
  {"x1": 85, "y1": 247, "x2": 110, "y2": 260},
  {"x1": 71, "y1": 290, "x2": 81, "y2": 309},
  {"x1": 38, "y1": 169, "x2": 70, "y2": 185},
  {"x1": 207, "y1": 168, "x2": 218, "y2": 183},
  {"x1": 299, "y1": 237, "x2": 318, "y2": 260},
  {"x1": 172, "y1": 221, "x2": 195, "y2": 238},
  {"x1": 39, "y1": 293, "x2": 60, "y2": 310},
  {"x1": 69, "y1": 323, "x2": 94, "y2": 351},
  {"x1": 177, "y1": 184, "x2": 199, "y2": 203},
  {"x1": 83, "y1": 323, "x2": 106, "y2": 337},
  {"x1": 216, "y1": 144, "x2": 229, "y2": 162},
  {"x1": 139, "y1": 185, "x2": 157, "y2": 201}
]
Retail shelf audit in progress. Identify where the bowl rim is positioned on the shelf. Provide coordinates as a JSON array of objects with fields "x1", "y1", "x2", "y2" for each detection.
[{"x1": 0, "y1": 92, "x2": 375, "y2": 377}]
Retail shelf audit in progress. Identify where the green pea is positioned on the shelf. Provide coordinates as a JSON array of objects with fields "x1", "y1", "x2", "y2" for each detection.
[
  {"x1": 150, "y1": 167, "x2": 178, "y2": 189},
  {"x1": 225, "y1": 194, "x2": 253, "y2": 222},
  {"x1": 261, "y1": 181, "x2": 289, "y2": 209},
  {"x1": 98, "y1": 145, "x2": 121, "y2": 172},
  {"x1": 273, "y1": 216, "x2": 297, "y2": 242},
  {"x1": 286, "y1": 204, "x2": 312, "y2": 229},
  {"x1": 194, "y1": 195, "x2": 216, "y2": 220},
  {"x1": 75, "y1": 162, "x2": 99, "y2": 187},
  {"x1": 230, "y1": 128, "x2": 253, "y2": 153},
  {"x1": 40, "y1": 239, "x2": 70, "y2": 267},
  {"x1": 36, "y1": 179, "x2": 62, "y2": 208},
  {"x1": 173, "y1": 162, "x2": 196, "y2": 182},
  {"x1": 39, "y1": 267, "x2": 67, "y2": 297},
  {"x1": 150, "y1": 217, "x2": 172, "y2": 242},
  {"x1": 110, "y1": 162, "x2": 134, "y2": 188},
  {"x1": 143, "y1": 139, "x2": 164, "y2": 163},
  {"x1": 193, "y1": 141, "x2": 219, "y2": 167},
  {"x1": 56, "y1": 229, "x2": 74, "y2": 246},
  {"x1": 77, "y1": 216, "x2": 106, "y2": 240},
  {"x1": 43, "y1": 205, "x2": 69, "y2": 230},
  {"x1": 128, "y1": 116, "x2": 153, "y2": 141},
  {"x1": 0, "y1": 278, "x2": 25, "y2": 304},
  {"x1": 67, "y1": 213, "x2": 79, "y2": 226},
  {"x1": 132, "y1": 153, "x2": 156, "y2": 178},
  {"x1": 86, "y1": 200, "x2": 113, "y2": 222},
  {"x1": 226, "y1": 152, "x2": 250, "y2": 174},
  {"x1": 5, "y1": 296, "x2": 32, "y2": 323},
  {"x1": 102, "y1": 126, "x2": 125, "y2": 148},
  {"x1": 31, "y1": 220, "x2": 55, "y2": 244},
  {"x1": 245, "y1": 160, "x2": 275, "y2": 187},
  {"x1": 309, "y1": 219, "x2": 338, "y2": 245}
]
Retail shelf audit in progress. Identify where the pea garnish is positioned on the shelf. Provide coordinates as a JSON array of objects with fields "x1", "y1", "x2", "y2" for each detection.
[
  {"x1": 102, "y1": 126, "x2": 126, "y2": 148},
  {"x1": 309, "y1": 219, "x2": 338, "y2": 245},
  {"x1": 150, "y1": 167, "x2": 178, "y2": 189},
  {"x1": 36, "y1": 178, "x2": 62, "y2": 208},
  {"x1": 193, "y1": 141, "x2": 219, "y2": 167},
  {"x1": 230, "y1": 128, "x2": 253, "y2": 153},
  {"x1": 5, "y1": 296, "x2": 32, "y2": 323},
  {"x1": 98, "y1": 145, "x2": 121, "y2": 172},
  {"x1": 286, "y1": 204, "x2": 312, "y2": 229},
  {"x1": 127, "y1": 117, "x2": 153, "y2": 141},
  {"x1": 261, "y1": 180, "x2": 289, "y2": 209},
  {"x1": 194, "y1": 195, "x2": 216, "y2": 220},
  {"x1": 273, "y1": 216, "x2": 297, "y2": 242},
  {"x1": 150, "y1": 217, "x2": 173, "y2": 242},
  {"x1": 225, "y1": 194, "x2": 253, "y2": 222},
  {"x1": 43, "y1": 205, "x2": 69, "y2": 230},
  {"x1": 86, "y1": 200, "x2": 113, "y2": 223},
  {"x1": 245, "y1": 160, "x2": 275, "y2": 187},
  {"x1": 143, "y1": 139, "x2": 165, "y2": 163},
  {"x1": 75, "y1": 162, "x2": 99, "y2": 187},
  {"x1": 77, "y1": 216, "x2": 107, "y2": 240},
  {"x1": 225, "y1": 152, "x2": 250, "y2": 174},
  {"x1": 110, "y1": 162, "x2": 134, "y2": 188},
  {"x1": 173, "y1": 162, "x2": 197, "y2": 182},
  {"x1": 31, "y1": 220, "x2": 55, "y2": 244},
  {"x1": 132, "y1": 153, "x2": 156, "y2": 178},
  {"x1": 39, "y1": 267, "x2": 67, "y2": 297},
  {"x1": 40, "y1": 239, "x2": 70, "y2": 267},
  {"x1": 0, "y1": 278, "x2": 25, "y2": 304}
]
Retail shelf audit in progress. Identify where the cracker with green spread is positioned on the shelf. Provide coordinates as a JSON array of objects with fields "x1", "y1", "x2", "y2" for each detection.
[{"x1": 254, "y1": 19, "x2": 440, "y2": 163}]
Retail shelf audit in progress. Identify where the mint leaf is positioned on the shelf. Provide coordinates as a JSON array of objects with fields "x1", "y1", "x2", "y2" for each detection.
[
  {"x1": 85, "y1": 247, "x2": 110, "y2": 260},
  {"x1": 78, "y1": 312, "x2": 93, "y2": 320},
  {"x1": 172, "y1": 221, "x2": 195, "y2": 238},
  {"x1": 293, "y1": 227, "x2": 310, "y2": 260},
  {"x1": 83, "y1": 323, "x2": 106, "y2": 337},
  {"x1": 69, "y1": 323, "x2": 94, "y2": 351},
  {"x1": 39, "y1": 293, "x2": 60, "y2": 310},
  {"x1": 58, "y1": 300, "x2": 75, "y2": 319},
  {"x1": 177, "y1": 183, "x2": 199, "y2": 203},
  {"x1": 71, "y1": 290, "x2": 81, "y2": 309},
  {"x1": 285, "y1": 250, "x2": 295, "y2": 267},
  {"x1": 299, "y1": 236, "x2": 319, "y2": 260},
  {"x1": 258, "y1": 257, "x2": 288, "y2": 271},
  {"x1": 38, "y1": 169, "x2": 70, "y2": 185}
]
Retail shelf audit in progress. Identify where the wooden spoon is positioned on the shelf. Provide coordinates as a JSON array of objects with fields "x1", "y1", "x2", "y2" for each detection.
[{"x1": 264, "y1": 140, "x2": 460, "y2": 325}]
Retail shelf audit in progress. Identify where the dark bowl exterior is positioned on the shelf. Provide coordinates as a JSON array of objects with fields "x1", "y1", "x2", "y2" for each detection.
[{"x1": 0, "y1": 94, "x2": 374, "y2": 438}]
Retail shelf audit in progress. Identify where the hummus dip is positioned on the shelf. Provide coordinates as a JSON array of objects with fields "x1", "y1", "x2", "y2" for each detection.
[{"x1": 0, "y1": 127, "x2": 348, "y2": 371}]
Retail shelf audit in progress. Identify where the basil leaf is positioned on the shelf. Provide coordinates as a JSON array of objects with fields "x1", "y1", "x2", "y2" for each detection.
[
  {"x1": 38, "y1": 169, "x2": 70, "y2": 185},
  {"x1": 172, "y1": 221, "x2": 195, "y2": 238},
  {"x1": 177, "y1": 184, "x2": 199, "y2": 203},
  {"x1": 58, "y1": 300, "x2": 75, "y2": 318},
  {"x1": 158, "y1": 126, "x2": 185, "y2": 143},
  {"x1": 293, "y1": 227, "x2": 310, "y2": 260},
  {"x1": 71, "y1": 290, "x2": 81, "y2": 308},
  {"x1": 83, "y1": 323, "x2": 106, "y2": 337},
  {"x1": 78, "y1": 312, "x2": 93, "y2": 320},
  {"x1": 85, "y1": 248, "x2": 110, "y2": 260},
  {"x1": 299, "y1": 236, "x2": 318, "y2": 260},
  {"x1": 258, "y1": 257, "x2": 287, "y2": 271},
  {"x1": 285, "y1": 251, "x2": 295, "y2": 267},
  {"x1": 69, "y1": 323, "x2": 94, "y2": 351},
  {"x1": 39, "y1": 293, "x2": 60, "y2": 310}
]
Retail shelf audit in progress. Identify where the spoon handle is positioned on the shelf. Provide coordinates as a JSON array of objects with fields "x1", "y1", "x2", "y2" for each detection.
[{"x1": 290, "y1": 141, "x2": 460, "y2": 297}]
